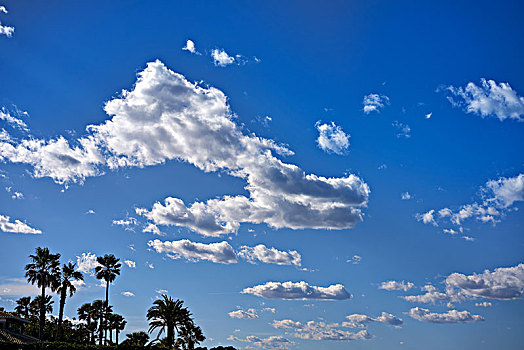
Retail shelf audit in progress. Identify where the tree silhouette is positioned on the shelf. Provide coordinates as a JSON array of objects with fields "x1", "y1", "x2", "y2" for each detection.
[
  {"x1": 121, "y1": 331, "x2": 150, "y2": 346},
  {"x1": 56, "y1": 262, "x2": 84, "y2": 341},
  {"x1": 175, "y1": 318, "x2": 206, "y2": 350},
  {"x1": 95, "y1": 254, "x2": 121, "y2": 344},
  {"x1": 14, "y1": 296, "x2": 31, "y2": 319},
  {"x1": 77, "y1": 302, "x2": 97, "y2": 344},
  {"x1": 147, "y1": 295, "x2": 193, "y2": 349},
  {"x1": 107, "y1": 313, "x2": 126, "y2": 344},
  {"x1": 24, "y1": 247, "x2": 61, "y2": 339}
]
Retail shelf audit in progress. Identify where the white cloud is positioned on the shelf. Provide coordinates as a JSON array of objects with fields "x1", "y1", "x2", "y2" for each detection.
[
  {"x1": 378, "y1": 280, "x2": 414, "y2": 292},
  {"x1": 1, "y1": 61, "x2": 369, "y2": 236},
  {"x1": 0, "y1": 22, "x2": 14, "y2": 38},
  {"x1": 112, "y1": 217, "x2": 137, "y2": 230},
  {"x1": 419, "y1": 174, "x2": 523, "y2": 229},
  {"x1": 408, "y1": 307, "x2": 484, "y2": 324},
  {"x1": 148, "y1": 239, "x2": 238, "y2": 264},
  {"x1": 392, "y1": 121, "x2": 411, "y2": 138},
  {"x1": 401, "y1": 192, "x2": 411, "y2": 200},
  {"x1": 121, "y1": 291, "x2": 135, "y2": 297},
  {"x1": 343, "y1": 312, "x2": 403, "y2": 328},
  {"x1": 211, "y1": 48, "x2": 235, "y2": 67},
  {"x1": 416, "y1": 209, "x2": 437, "y2": 226},
  {"x1": 85, "y1": 209, "x2": 95, "y2": 215},
  {"x1": 228, "y1": 335, "x2": 294, "y2": 349},
  {"x1": 399, "y1": 263, "x2": 524, "y2": 307},
  {"x1": 142, "y1": 223, "x2": 162, "y2": 235},
  {"x1": 241, "y1": 281, "x2": 351, "y2": 300},
  {"x1": 156, "y1": 289, "x2": 168, "y2": 294},
  {"x1": 445, "y1": 263, "x2": 524, "y2": 300},
  {"x1": 228, "y1": 308, "x2": 258, "y2": 319},
  {"x1": 76, "y1": 252, "x2": 100, "y2": 275},
  {"x1": 11, "y1": 191, "x2": 23, "y2": 199},
  {"x1": 347, "y1": 255, "x2": 361, "y2": 264},
  {"x1": 425, "y1": 112, "x2": 432, "y2": 119},
  {"x1": 0, "y1": 278, "x2": 40, "y2": 296},
  {"x1": 363, "y1": 94, "x2": 389, "y2": 114},
  {"x1": 374, "y1": 312, "x2": 404, "y2": 326},
  {"x1": 0, "y1": 135, "x2": 104, "y2": 185},
  {"x1": 0, "y1": 6, "x2": 7, "y2": 14},
  {"x1": 443, "y1": 228, "x2": 458, "y2": 235},
  {"x1": 315, "y1": 121, "x2": 350, "y2": 155},
  {"x1": 272, "y1": 319, "x2": 371, "y2": 341},
  {"x1": 0, "y1": 109, "x2": 28, "y2": 131},
  {"x1": 182, "y1": 39, "x2": 199, "y2": 54},
  {"x1": 0, "y1": 214, "x2": 41, "y2": 234},
  {"x1": 475, "y1": 302, "x2": 492, "y2": 307},
  {"x1": 237, "y1": 244, "x2": 301, "y2": 266},
  {"x1": 444, "y1": 79, "x2": 524, "y2": 121},
  {"x1": 262, "y1": 307, "x2": 276, "y2": 313},
  {"x1": 402, "y1": 290, "x2": 450, "y2": 304},
  {"x1": 124, "y1": 260, "x2": 136, "y2": 268}
]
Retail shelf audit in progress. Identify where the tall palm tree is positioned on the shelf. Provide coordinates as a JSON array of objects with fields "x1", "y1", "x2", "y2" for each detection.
[
  {"x1": 95, "y1": 254, "x2": 121, "y2": 344},
  {"x1": 56, "y1": 262, "x2": 83, "y2": 341},
  {"x1": 25, "y1": 247, "x2": 61, "y2": 340},
  {"x1": 14, "y1": 296, "x2": 31, "y2": 319},
  {"x1": 147, "y1": 295, "x2": 191, "y2": 349}
]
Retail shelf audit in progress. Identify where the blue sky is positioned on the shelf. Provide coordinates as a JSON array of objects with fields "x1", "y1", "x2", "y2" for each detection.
[{"x1": 1, "y1": 1, "x2": 523, "y2": 349}]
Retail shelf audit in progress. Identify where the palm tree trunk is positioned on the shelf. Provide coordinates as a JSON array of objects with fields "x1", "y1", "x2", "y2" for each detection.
[
  {"x1": 167, "y1": 324, "x2": 174, "y2": 349},
  {"x1": 104, "y1": 281, "x2": 109, "y2": 344},
  {"x1": 56, "y1": 287, "x2": 67, "y2": 341},
  {"x1": 39, "y1": 284, "x2": 45, "y2": 340},
  {"x1": 99, "y1": 318, "x2": 103, "y2": 345}
]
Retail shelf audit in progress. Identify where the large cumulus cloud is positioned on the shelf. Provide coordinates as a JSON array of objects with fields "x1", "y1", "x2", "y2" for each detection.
[{"x1": 0, "y1": 60, "x2": 369, "y2": 236}]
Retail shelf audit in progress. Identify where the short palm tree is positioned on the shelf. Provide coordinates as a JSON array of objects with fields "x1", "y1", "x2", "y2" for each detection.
[
  {"x1": 107, "y1": 313, "x2": 126, "y2": 344},
  {"x1": 14, "y1": 296, "x2": 31, "y2": 319},
  {"x1": 147, "y1": 295, "x2": 191, "y2": 349},
  {"x1": 175, "y1": 319, "x2": 205, "y2": 350},
  {"x1": 122, "y1": 331, "x2": 149, "y2": 346},
  {"x1": 78, "y1": 302, "x2": 96, "y2": 344},
  {"x1": 56, "y1": 262, "x2": 83, "y2": 341},
  {"x1": 25, "y1": 247, "x2": 61, "y2": 340},
  {"x1": 95, "y1": 254, "x2": 121, "y2": 344}
]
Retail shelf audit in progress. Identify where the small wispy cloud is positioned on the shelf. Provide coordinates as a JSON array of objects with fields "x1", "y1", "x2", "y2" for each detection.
[{"x1": 363, "y1": 94, "x2": 389, "y2": 114}]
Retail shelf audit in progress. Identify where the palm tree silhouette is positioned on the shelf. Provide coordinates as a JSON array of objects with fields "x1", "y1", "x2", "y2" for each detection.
[
  {"x1": 107, "y1": 313, "x2": 126, "y2": 344},
  {"x1": 175, "y1": 318, "x2": 206, "y2": 350},
  {"x1": 95, "y1": 254, "x2": 121, "y2": 344},
  {"x1": 56, "y1": 262, "x2": 83, "y2": 341},
  {"x1": 77, "y1": 302, "x2": 97, "y2": 344},
  {"x1": 147, "y1": 294, "x2": 191, "y2": 349},
  {"x1": 24, "y1": 247, "x2": 61, "y2": 340},
  {"x1": 14, "y1": 296, "x2": 31, "y2": 319}
]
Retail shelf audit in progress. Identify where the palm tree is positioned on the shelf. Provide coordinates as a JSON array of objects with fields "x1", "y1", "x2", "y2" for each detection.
[
  {"x1": 114, "y1": 315, "x2": 126, "y2": 345},
  {"x1": 25, "y1": 247, "x2": 61, "y2": 340},
  {"x1": 56, "y1": 262, "x2": 83, "y2": 341},
  {"x1": 121, "y1": 331, "x2": 149, "y2": 346},
  {"x1": 77, "y1": 302, "x2": 96, "y2": 344},
  {"x1": 14, "y1": 296, "x2": 31, "y2": 319},
  {"x1": 175, "y1": 319, "x2": 205, "y2": 350},
  {"x1": 147, "y1": 295, "x2": 191, "y2": 349},
  {"x1": 107, "y1": 313, "x2": 125, "y2": 344},
  {"x1": 95, "y1": 254, "x2": 121, "y2": 344}
]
